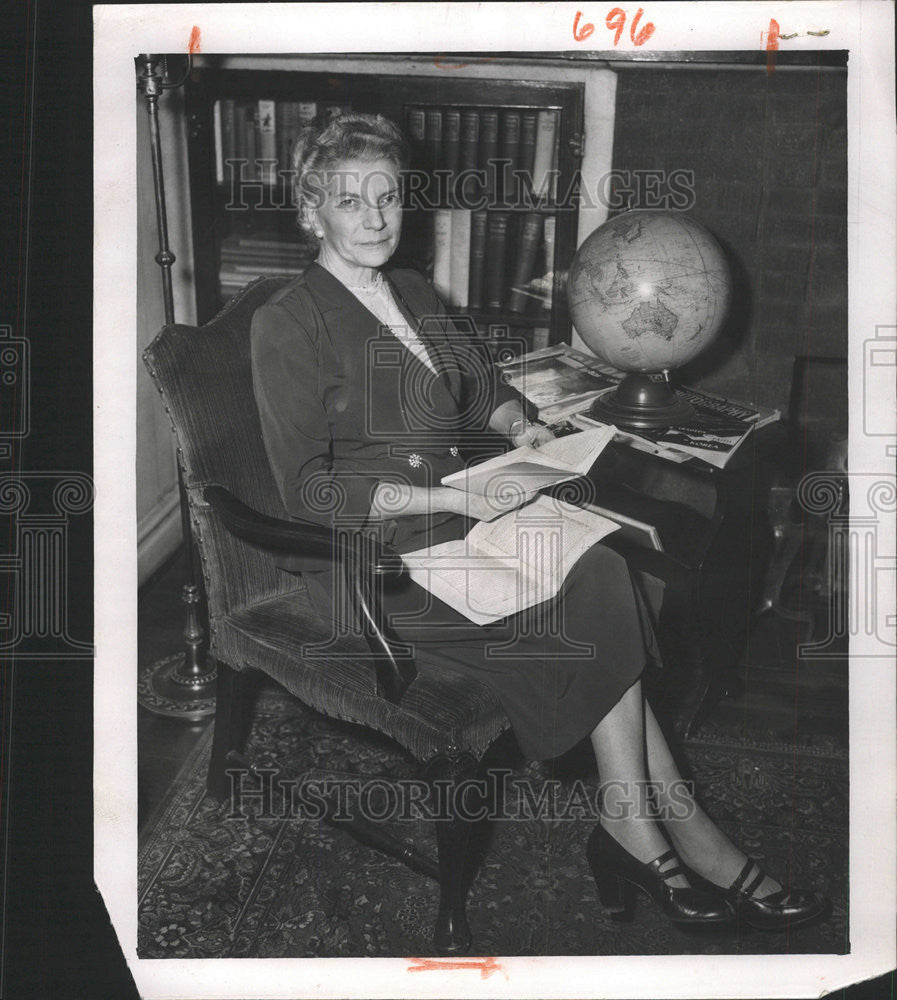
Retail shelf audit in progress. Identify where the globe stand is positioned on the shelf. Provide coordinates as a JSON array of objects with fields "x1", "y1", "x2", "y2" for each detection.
[{"x1": 590, "y1": 372, "x2": 695, "y2": 431}]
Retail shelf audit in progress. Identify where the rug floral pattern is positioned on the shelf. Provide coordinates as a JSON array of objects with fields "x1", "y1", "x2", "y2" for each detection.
[{"x1": 138, "y1": 684, "x2": 848, "y2": 958}]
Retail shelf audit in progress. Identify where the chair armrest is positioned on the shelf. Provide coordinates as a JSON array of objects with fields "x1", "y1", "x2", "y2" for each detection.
[
  {"x1": 203, "y1": 484, "x2": 416, "y2": 703},
  {"x1": 203, "y1": 484, "x2": 405, "y2": 578}
]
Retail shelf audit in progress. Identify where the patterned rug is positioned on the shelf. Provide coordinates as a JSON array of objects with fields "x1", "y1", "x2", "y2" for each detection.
[{"x1": 138, "y1": 682, "x2": 848, "y2": 958}]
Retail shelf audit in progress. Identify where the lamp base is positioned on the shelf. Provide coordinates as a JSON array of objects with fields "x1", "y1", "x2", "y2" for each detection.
[
  {"x1": 138, "y1": 653, "x2": 217, "y2": 720},
  {"x1": 591, "y1": 373, "x2": 695, "y2": 430}
]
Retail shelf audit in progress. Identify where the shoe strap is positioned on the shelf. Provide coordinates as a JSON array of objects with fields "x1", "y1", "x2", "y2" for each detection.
[
  {"x1": 729, "y1": 860, "x2": 773, "y2": 900},
  {"x1": 646, "y1": 849, "x2": 684, "y2": 882}
]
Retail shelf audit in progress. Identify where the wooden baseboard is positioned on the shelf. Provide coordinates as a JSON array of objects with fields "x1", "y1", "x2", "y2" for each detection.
[{"x1": 138, "y1": 488, "x2": 182, "y2": 586}]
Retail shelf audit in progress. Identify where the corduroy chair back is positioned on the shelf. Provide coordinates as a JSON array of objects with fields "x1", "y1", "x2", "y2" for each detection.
[{"x1": 143, "y1": 276, "x2": 295, "y2": 618}]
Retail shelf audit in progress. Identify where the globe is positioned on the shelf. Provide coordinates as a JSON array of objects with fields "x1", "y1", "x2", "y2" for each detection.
[{"x1": 568, "y1": 210, "x2": 732, "y2": 373}]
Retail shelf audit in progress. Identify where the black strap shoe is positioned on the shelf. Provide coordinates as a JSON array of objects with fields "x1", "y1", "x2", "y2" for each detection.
[
  {"x1": 586, "y1": 823, "x2": 734, "y2": 927},
  {"x1": 723, "y1": 860, "x2": 830, "y2": 931}
]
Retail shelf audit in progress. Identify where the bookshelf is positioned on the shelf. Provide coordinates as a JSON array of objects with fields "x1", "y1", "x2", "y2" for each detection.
[{"x1": 185, "y1": 66, "x2": 584, "y2": 351}]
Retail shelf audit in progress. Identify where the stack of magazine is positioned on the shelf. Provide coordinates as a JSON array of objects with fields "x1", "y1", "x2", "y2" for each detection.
[{"x1": 497, "y1": 345, "x2": 780, "y2": 470}]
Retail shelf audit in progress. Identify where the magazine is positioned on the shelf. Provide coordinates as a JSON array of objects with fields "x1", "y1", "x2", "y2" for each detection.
[
  {"x1": 441, "y1": 424, "x2": 616, "y2": 496},
  {"x1": 401, "y1": 495, "x2": 620, "y2": 625},
  {"x1": 495, "y1": 345, "x2": 620, "y2": 423},
  {"x1": 629, "y1": 386, "x2": 780, "y2": 468},
  {"x1": 570, "y1": 387, "x2": 780, "y2": 469}
]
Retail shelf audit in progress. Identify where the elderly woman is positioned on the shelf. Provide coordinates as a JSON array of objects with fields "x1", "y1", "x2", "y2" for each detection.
[{"x1": 250, "y1": 112, "x2": 825, "y2": 932}]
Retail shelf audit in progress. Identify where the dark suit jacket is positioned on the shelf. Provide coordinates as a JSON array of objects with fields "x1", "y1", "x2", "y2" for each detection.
[{"x1": 251, "y1": 262, "x2": 521, "y2": 556}]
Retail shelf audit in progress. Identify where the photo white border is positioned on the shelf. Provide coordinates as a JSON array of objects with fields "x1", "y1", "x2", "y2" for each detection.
[{"x1": 94, "y1": 3, "x2": 897, "y2": 997}]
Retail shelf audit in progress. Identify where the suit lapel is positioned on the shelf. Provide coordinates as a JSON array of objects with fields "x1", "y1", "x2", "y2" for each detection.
[
  {"x1": 303, "y1": 263, "x2": 462, "y2": 432},
  {"x1": 384, "y1": 271, "x2": 463, "y2": 405}
]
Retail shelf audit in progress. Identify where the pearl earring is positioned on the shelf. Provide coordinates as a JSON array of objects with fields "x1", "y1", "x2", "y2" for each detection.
[{"x1": 315, "y1": 229, "x2": 324, "y2": 238}]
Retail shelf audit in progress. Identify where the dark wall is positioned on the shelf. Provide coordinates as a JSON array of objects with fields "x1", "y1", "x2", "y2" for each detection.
[{"x1": 612, "y1": 63, "x2": 848, "y2": 426}]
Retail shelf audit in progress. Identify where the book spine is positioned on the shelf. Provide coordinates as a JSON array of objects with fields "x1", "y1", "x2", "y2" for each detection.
[
  {"x1": 232, "y1": 100, "x2": 248, "y2": 175},
  {"x1": 507, "y1": 212, "x2": 543, "y2": 313},
  {"x1": 498, "y1": 110, "x2": 521, "y2": 204},
  {"x1": 479, "y1": 109, "x2": 499, "y2": 202},
  {"x1": 467, "y1": 209, "x2": 488, "y2": 310},
  {"x1": 432, "y1": 208, "x2": 453, "y2": 303},
  {"x1": 275, "y1": 101, "x2": 288, "y2": 178},
  {"x1": 530, "y1": 328, "x2": 551, "y2": 352},
  {"x1": 213, "y1": 100, "x2": 224, "y2": 185},
  {"x1": 297, "y1": 101, "x2": 318, "y2": 127},
  {"x1": 220, "y1": 99, "x2": 237, "y2": 184},
  {"x1": 442, "y1": 109, "x2": 461, "y2": 181},
  {"x1": 449, "y1": 209, "x2": 472, "y2": 309},
  {"x1": 257, "y1": 99, "x2": 277, "y2": 185},
  {"x1": 244, "y1": 103, "x2": 258, "y2": 182},
  {"x1": 458, "y1": 110, "x2": 480, "y2": 205},
  {"x1": 407, "y1": 107, "x2": 426, "y2": 145},
  {"x1": 484, "y1": 211, "x2": 510, "y2": 310},
  {"x1": 541, "y1": 215, "x2": 556, "y2": 311},
  {"x1": 424, "y1": 109, "x2": 443, "y2": 175},
  {"x1": 518, "y1": 111, "x2": 537, "y2": 197},
  {"x1": 531, "y1": 110, "x2": 559, "y2": 201}
]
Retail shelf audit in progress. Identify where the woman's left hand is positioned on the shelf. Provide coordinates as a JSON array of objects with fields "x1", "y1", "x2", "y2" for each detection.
[{"x1": 510, "y1": 421, "x2": 555, "y2": 450}]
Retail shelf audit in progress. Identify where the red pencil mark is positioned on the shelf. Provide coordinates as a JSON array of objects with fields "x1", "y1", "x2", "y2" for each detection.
[
  {"x1": 629, "y1": 7, "x2": 655, "y2": 46},
  {"x1": 433, "y1": 54, "x2": 496, "y2": 70},
  {"x1": 407, "y1": 956, "x2": 506, "y2": 979},
  {"x1": 188, "y1": 25, "x2": 201, "y2": 55},
  {"x1": 764, "y1": 18, "x2": 780, "y2": 74},
  {"x1": 606, "y1": 7, "x2": 627, "y2": 45},
  {"x1": 573, "y1": 10, "x2": 595, "y2": 42}
]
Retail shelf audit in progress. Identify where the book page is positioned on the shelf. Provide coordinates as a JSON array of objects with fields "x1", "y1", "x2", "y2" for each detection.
[
  {"x1": 441, "y1": 424, "x2": 615, "y2": 495},
  {"x1": 468, "y1": 495, "x2": 619, "y2": 569},
  {"x1": 402, "y1": 538, "x2": 540, "y2": 625},
  {"x1": 533, "y1": 423, "x2": 615, "y2": 474}
]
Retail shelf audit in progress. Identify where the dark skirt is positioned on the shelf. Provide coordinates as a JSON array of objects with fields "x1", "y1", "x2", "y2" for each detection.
[{"x1": 374, "y1": 542, "x2": 662, "y2": 761}]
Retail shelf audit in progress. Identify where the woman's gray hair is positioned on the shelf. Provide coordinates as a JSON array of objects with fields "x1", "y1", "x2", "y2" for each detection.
[{"x1": 290, "y1": 112, "x2": 409, "y2": 253}]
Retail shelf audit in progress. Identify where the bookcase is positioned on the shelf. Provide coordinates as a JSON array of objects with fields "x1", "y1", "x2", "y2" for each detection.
[{"x1": 184, "y1": 65, "x2": 584, "y2": 350}]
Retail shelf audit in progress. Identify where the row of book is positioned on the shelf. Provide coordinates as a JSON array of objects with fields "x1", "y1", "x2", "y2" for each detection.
[
  {"x1": 218, "y1": 233, "x2": 311, "y2": 299},
  {"x1": 407, "y1": 105, "x2": 560, "y2": 206},
  {"x1": 432, "y1": 209, "x2": 555, "y2": 315},
  {"x1": 213, "y1": 99, "x2": 352, "y2": 185}
]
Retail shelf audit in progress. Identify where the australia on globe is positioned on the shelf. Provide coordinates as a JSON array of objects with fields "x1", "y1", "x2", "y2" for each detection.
[{"x1": 567, "y1": 210, "x2": 732, "y2": 373}]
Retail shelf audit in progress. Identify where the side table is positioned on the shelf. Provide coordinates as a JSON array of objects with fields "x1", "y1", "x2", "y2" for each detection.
[{"x1": 585, "y1": 425, "x2": 779, "y2": 736}]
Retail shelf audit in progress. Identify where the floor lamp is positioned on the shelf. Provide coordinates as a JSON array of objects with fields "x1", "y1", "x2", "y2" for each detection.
[{"x1": 136, "y1": 53, "x2": 216, "y2": 720}]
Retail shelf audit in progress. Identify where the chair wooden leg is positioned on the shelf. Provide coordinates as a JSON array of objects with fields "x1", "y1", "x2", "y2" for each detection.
[
  {"x1": 206, "y1": 661, "x2": 247, "y2": 801},
  {"x1": 422, "y1": 750, "x2": 480, "y2": 956}
]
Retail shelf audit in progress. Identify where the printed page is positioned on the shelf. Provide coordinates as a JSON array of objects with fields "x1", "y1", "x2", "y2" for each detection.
[
  {"x1": 469, "y1": 495, "x2": 619, "y2": 568},
  {"x1": 402, "y1": 538, "x2": 540, "y2": 625},
  {"x1": 441, "y1": 445, "x2": 570, "y2": 495},
  {"x1": 533, "y1": 423, "x2": 616, "y2": 474}
]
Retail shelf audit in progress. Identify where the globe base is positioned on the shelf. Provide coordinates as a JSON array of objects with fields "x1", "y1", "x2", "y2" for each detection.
[{"x1": 590, "y1": 373, "x2": 696, "y2": 430}]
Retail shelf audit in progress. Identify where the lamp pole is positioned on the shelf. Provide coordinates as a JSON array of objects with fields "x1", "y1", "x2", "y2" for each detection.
[{"x1": 136, "y1": 54, "x2": 216, "y2": 720}]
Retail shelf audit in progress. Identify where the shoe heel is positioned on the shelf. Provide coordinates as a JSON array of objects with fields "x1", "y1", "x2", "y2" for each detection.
[{"x1": 590, "y1": 865, "x2": 635, "y2": 921}]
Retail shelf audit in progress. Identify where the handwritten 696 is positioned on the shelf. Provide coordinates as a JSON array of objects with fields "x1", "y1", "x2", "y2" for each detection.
[{"x1": 573, "y1": 7, "x2": 656, "y2": 46}]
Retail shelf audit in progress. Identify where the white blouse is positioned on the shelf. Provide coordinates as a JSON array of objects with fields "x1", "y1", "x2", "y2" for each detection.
[{"x1": 342, "y1": 271, "x2": 439, "y2": 376}]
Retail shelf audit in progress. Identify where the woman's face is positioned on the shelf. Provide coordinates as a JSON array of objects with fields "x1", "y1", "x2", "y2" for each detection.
[{"x1": 310, "y1": 157, "x2": 402, "y2": 274}]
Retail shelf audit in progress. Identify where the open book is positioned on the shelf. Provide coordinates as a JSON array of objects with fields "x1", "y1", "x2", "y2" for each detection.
[
  {"x1": 441, "y1": 424, "x2": 616, "y2": 496},
  {"x1": 401, "y1": 495, "x2": 620, "y2": 625}
]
